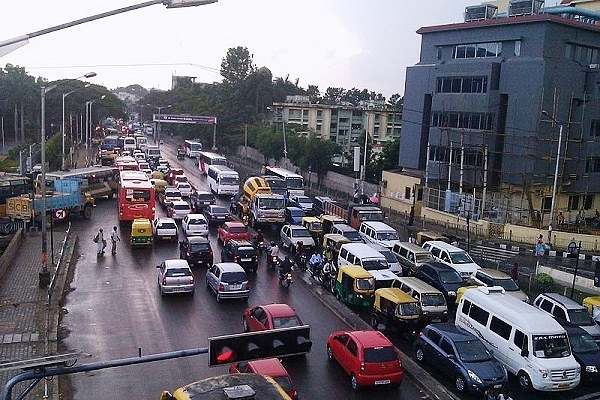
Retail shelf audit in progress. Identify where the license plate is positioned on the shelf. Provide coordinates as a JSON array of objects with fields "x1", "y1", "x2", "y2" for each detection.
[
  {"x1": 374, "y1": 380, "x2": 390, "y2": 385},
  {"x1": 162, "y1": 236, "x2": 171, "y2": 240},
  {"x1": 229, "y1": 285, "x2": 241, "y2": 290},
  {"x1": 558, "y1": 383, "x2": 570, "y2": 388},
  {"x1": 217, "y1": 216, "x2": 225, "y2": 219},
  {"x1": 494, "y1": 384, "x2": 503, "y2": 389},
  {"x1": 241, "y1": 258, "x2": 251, "y2": 262},
  {"x1": 431, "y1": 318, "x2": 441, "y2": 323}
]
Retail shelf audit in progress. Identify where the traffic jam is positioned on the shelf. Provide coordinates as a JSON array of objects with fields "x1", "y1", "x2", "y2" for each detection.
[{"x1": 42, "y1": 124, "x2": 600, "y2": 400}]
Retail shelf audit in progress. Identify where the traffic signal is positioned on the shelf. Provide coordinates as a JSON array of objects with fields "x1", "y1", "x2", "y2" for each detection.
[{"x1": 208, "y1": 325, "x2": 312, "y2": 367}]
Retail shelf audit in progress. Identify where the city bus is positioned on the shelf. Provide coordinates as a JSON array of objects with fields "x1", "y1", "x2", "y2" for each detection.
[
  {"x1": 265, "y1": 166, "x2": 305, "y2": 197},
  {"x1": 198, "y1": 151, "x2": 227, "y2": 175},
  {"x1": 184, "y1": 139, "x2": 203, "y2": 158},
  {"x1": 118, "y1": 172, "x2": 155, "y2": 221},
  {"x1": 0, "y1": 175, "x2": 31, "y2": 217},
  {"x1": 45, "y1": 166, "x2": 119, "y2": 200},
  {"x1": 114, "y1": 156, "x2": 140, "y2": 171},
  {"x1": 206, "y1": 165, "x2": 239, "y2": 196},
  {"x1": 99, "y1": 135, "x2": 123, "y2": 166}
]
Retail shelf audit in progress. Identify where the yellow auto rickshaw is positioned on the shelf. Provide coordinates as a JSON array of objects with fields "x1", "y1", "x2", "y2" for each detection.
[
  {"x1": 150, "y1": 178, "x2": 168, "y2": 194},
  {"x1": 455, "y1": 285, "x2": 479, "y2": 305},
  {"x1": 322, "y1": 233, "x2": 351, "y2": 262},
  {"x1": 416, "y1": 231, "x2": 452, "y2": 246},
  {"x1": 333, "y1": 265, "x2": 375, "y2": 308},
  {"x1": 583, "y1": 296, "x2": 600, "y2": 325},
  {"x1": 320, "y1": 214, "x2": 346, "y2": 235},
  {"x1": 301, "y1": 216, "x2": 323, "y2": 244},
  {"x1": 151, "y1": 171, "x2": 165, "y2": 180},
  {"x1": 131, "y1": 218, "x2": 152, "y2": 247},
  {"x1": 371, "y1": 287, "x2": 421, "y2": 335}
]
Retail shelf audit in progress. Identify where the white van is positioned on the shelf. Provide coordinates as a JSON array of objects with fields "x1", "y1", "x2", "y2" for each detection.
[
  {"x1": 338, "y1": 243, "x2": 397, "y2": 288},
  {"x1": 391, "y1": 241, "x2": 435, "y2": 276},
  {"x1": 422, "y1": 240, "x2": 480, "y2": 280},
  {"x1": 456, "y1": 286, "x2": 581, "y2": 392},
  {"x1": 123, "y1": 137, "x2": 136, "y2": 152},
  {"x1": 357, "y1": 221, "x2": 401, "y2": 249},
  {"x1": 390, "y1": 276, "x2": 448, "y2": 323},
  {"x1": 365, "y1": 243, "x2": 401, "y2": 276}
]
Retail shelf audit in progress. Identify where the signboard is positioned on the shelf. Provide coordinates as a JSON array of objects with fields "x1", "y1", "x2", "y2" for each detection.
[
  {"x1": 152, "y1": 114, "x2": 217, "y2": 125},
  {"x1": 54, "y1": 209, "x2": 67, "y2": 220}
]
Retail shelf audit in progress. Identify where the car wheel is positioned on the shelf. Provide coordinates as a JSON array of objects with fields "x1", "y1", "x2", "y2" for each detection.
[
  {"x1": 350, "y1": 374, "x2": 359, "y2": 392},
  {"x1": 415, "y1": 346, "x2": 425, "y2": 362},
  {"x1": 205, "y1": 278, "x2": 210, "y2": 289},
  {"x1": 326, "y1": 345, "x2": 334, "y2": 361},
  {"x1": 454, "y1": 375, "x2": 467, "y2": 393},
  {"x1": 517, "y1": 371, "x2": 533, "y2": 392}
]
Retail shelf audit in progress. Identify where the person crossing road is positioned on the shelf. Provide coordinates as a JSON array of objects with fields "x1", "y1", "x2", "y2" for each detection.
[{"x1": 110, "y1": 226, "x2": 120, "y2": 255}]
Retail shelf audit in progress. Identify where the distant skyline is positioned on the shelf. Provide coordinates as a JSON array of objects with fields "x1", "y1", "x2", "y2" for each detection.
[{"x1": 0, "y1": 0, "x2": 562, "y2": 99}]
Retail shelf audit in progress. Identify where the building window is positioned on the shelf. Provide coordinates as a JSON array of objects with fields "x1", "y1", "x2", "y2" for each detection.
[
  {"x1": 584, "y1": 194, "x2": 594, "y2": 210},
  {"x1": 437, "y1": 76, "x2": 488, "y2": 94},
  {"x1": 437, "y1": 46, "x2": 443, "y2": 60},
  {"x1": 565, "y1": 43, "x2": 600, "y2": 65},
  {"x1": 585, "y1": 157, "x2": 600, "y2": 173},
  {"x1": 514, "y1": 40, "x2": 521, "y2": 56},
  {"x1": 568, "y1": 195, "x2": 580, "y2": 211},
  {"x1": 591, "y1": 120, "x2": 600, "y2": 136},
  {"x1": 454, "y1": 42, "x2": 502, "y2": 59},
  {"x1": 431, "y1": 111, "x2": 494, "y2": 131}
]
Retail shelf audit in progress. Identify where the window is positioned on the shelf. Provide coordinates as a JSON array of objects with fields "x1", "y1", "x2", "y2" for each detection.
[
  {"x1": 490, "y1": 316, "x2": 512, "y2": 340},
  {"x1": 469, "y1": 304, "x2": 490, "y2": 326},
  {"x1": 568, "y1": 195, "x2": 580, "y2": 211},
  {"x1": 346, "y1": 339, "x2": 358, "y2": 357},
  {"x1": 440, "y1": 339, "x2": 455, "y2": 355},
  {"x1": 454, "y1": 42, "x2": 502, "y2": 59},
  {"x1": 514, "y1": 40, "x2": 521, "y2": 56},
  {"x1": 552, "y1": 306, "x2": 567, "y2": 321},
  {"x1": 514, "y1": 330, "x2": 527, "y2": 351},
  {"x1": 586, "y1": 157, "x2": 600, "y2": 173},
  {"x1": 591, "y1": 120, "x2": 600, "y2": 137},
  {"x1": 427, "y1": 329, "x2": 442, "y2": 344},
  {"x1": 436, "y1": 76, "x2": 488, "y2": 94},
  {"x1": 540, "y1": 299, "x2": 554, "y2": 313}
]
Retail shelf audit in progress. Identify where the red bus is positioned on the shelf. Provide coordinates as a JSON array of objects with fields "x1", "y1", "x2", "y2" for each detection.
[
  {"x1": 118, "y1": 173, "x2": 155, "y2": 221},
  {"x1": 114, "y1": 156, "x2": 140, "y2": 171}
]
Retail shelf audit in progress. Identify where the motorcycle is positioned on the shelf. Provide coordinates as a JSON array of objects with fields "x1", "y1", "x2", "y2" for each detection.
[
  {"x1": 268, "y1": 254, "x2": 280, "y2": 270},
  {"x1": 279, "y1": 271, "x2": 293, "y2": 288},
  {"x1": 295, "y1": 252, "x2": 308, "y2": 272},
  {"x1": 310, "y1": 259, "x2": 323, "y2": 283},
  {"x1": 321, "y1": 261, "x2": 337, "y2": 293},
  {"x1": 253, "y1": 238, "x2": 266, "y2": 256}
]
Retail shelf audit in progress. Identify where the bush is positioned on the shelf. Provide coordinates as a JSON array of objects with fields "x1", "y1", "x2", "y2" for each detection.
[{"x1": 534, "y1": 273, "x2": 554, "y2": 292}]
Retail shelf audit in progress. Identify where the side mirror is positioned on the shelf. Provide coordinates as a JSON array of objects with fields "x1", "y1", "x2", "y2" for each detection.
[{"x1": 156, "y1": 265, "x2": 161, "y2": 269}]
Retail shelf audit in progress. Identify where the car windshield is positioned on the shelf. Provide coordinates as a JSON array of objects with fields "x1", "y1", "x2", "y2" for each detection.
[
  {"x1": 362, "y1": 259, "x2": 389, "y2": 271},
  {"x1": 397, "y1": 302, "x2": 419, "y2": 316},
  {"x1": 493, "y1": 277, "x2": 520, "y2": 291},
  {"x1": 272, "y1": 316, "x2": 302, "y2": 329},
  {"x1": 449, "y1": 251, "x2": 474, "y2": 264},
  {"x1": 378, "y1": 250, "x2": 398, "y2": 264},
  {"x1": 568, "y1": 309, "x2": 595, "y2": 326},
  {"x1": 258, "y1": 198, "x2": 285, "y2": 209},
  {"x1": 356, "y1": 277, "x2": 375, "y2": 290},
  {"x1": 455, "y1": 339, "x2": 493, "y2": 362},
  {"x1": 287, "y1": 178, "x2": 303, "y2": 189},
  {"x1": 344, "y1": 230, "x2": 362, "y2": 241},
  {"x1": 292, "y1": 229, "x2": 311, "y2": 238},
  {"x1": 421, "y1": 293, "x2": 446, "y2": 307},
  {"x1": 229, "y1": 226, "x2": 247, "y2": 233},
  {"x1": 569, "y1": 331, "x2": 600, "y2": 353},
  {"x1": 190, "y1": 243, "x2": 209, "y2": 252},
  {"x1": 289, "y1": 209, "x2": 305, "y2": 217},
  {"x1": 188, "y1": 218, "x2": 206, "y2": 225},
  {"x1": 272, "y1": 375, "x2": 293, "y2": 393},
  {"x1": 533, "y1": 334, "x2": 571, "y2": 358},
  {"x1": 439, "y1": 270, "x2": 463, "y2": 284},
  {"x1": 363, "y1": 346, "x2": 398, "y2": 363},
  {"x1": 376, "y1": 231, "x2": 399, "y2": 241},
  {"x1": 221, "y1": 272, "x2": 247, "y2": 283},
  {"x1": 165, "y1": 268, "x2": 191, "y2": 277}
]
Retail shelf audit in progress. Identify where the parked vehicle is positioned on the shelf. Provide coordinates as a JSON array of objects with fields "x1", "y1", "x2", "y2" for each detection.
[
  {"x1": 205, "y1": 262, "x2": 250, "y2": 302},
  {"x1": 391, "y1": 242, "x2": 435, "y2": 276},
  {"x1": 391, "y1": 277, "x2": 449, "y2": 323},
  {"x1": 326, "y1": 329, "x2": 403, "y2": 391},
  {"x1": 414, "y1": 261, "x2": 465, "y2": 306},
  {"x1": 130, "y1": 218, "x2": 152, "y2": 247},
  {"x1": 221, "y1": 240, "x2": 259, "y2": 273},
  {"x1": 333, "y1": 265, "x2": 375, "y2": 308},
  {"x1": 156, "y1": 259, "x2": 195, "y2": 296},
  {"x1": 280, "y1": 224, "x2": 315, "y2": 252},
  {"x1": 203, "y1": 205, "x2": 230, "y2": 226},
  {"x1": 358, "y1": 221, "x2": 401, "y2": 249},
  {"x1": 371, "y1": 287, "x2": 421, "y2": 335},
  {"x1": 179, "y1": 236, "x2": 213, "y2": 267},
  {"x1": 414, "y1": 323, "x2": 508, "y2": 394},
  {"x1": 181, "y1": 214, "x2": 209, "y2": 236}
]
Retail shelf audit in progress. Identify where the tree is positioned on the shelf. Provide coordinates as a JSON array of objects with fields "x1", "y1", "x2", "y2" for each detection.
[
  {"x1": 220, "y1": 46, "x2": 256, "y2": 85},
  {"x1": 368, "y1": 138, "x2": 399, "y2": 183}
]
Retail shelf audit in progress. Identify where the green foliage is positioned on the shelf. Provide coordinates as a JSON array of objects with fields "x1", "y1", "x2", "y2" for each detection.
[
  {"x1": 534, "y1": 273, "x2": 554, "y2": 292},
  {"x1": 368, "y1": 138, "x2": 400, "y2": 182},
  {"x1": 220, "y1": 46, "x2": 256, "y2": 84}
]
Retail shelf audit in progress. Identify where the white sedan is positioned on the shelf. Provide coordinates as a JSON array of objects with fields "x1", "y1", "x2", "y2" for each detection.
[
  {"x1": 176, "y1": 181, "x2": 193, "y2": 197},
  {"x1": 280, "y1": 224, "x2": 315, "y2": 251},
  {"x1": 181, "y1": 214, "x2": 209, "y2": 236}
]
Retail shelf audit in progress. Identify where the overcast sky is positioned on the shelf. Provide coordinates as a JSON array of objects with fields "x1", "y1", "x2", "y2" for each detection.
[{"x1": 0, "y1": 0, "x2": 561, "y2": 99}]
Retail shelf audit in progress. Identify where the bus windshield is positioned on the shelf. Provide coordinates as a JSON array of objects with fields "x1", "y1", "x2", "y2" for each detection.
[
  {"x1": 219, "y1": 176, "x2": 239, "y2": 185},
  {"x1": 287, "y1": 177, "x2": 304, "y2": 189}
]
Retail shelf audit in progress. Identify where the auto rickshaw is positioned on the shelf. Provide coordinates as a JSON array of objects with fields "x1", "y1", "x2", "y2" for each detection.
[
  {"x1": 371, "y1": 287, "x2": 421, "y2": 336},
  {"x1": 416, "y1": 231, "x2": 452, "y2": 246},
  {"x1": 177, "y1": 147, "x2": 185, "y2": 160},
  {"x1": 301, "y1": 216, "x2": 323, "y2": 244},
  {"x1": 333, "y1": 265, "x2": 375, "y2": 308},
  {"x1": 151, "y1": 170, "x2": 165, "y2": 180},
  {"x1": 322, "y1": 233, "x2": 351, "y2": 263},
  {"x1": 320, "y1": 214, "x2": 346, "y2": 235},
  {"x1": 131, "y1": 218, "x2": 152, "y2": 247},
  {"x1": 150, "y1": 178, "x2": 168, "y2": 195},
  {"x1": 454, "y1": 285, "x2": 479, "y2": 305},
  {"x1": 583, "y1": 296, "x2": 600, "y2": 325}
]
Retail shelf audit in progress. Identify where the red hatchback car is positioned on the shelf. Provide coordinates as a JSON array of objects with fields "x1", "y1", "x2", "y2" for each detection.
[
  {"x1": 229, "y1": 358, "x2": 298, "y2": 400},
  {"x1": 326, "y1": 330, "x2": 403, "y2": 391},
  {"x1": 217, "y1": 221, "x2": 249, "y2": 244},
  {"x1": 243, "y1": 303, "x2": 304, "y2": 332}
]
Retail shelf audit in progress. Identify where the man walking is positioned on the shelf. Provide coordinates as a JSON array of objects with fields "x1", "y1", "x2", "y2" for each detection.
[
  {"x1": 95, "y1": 228, "x2": 105, "y2": 255},
  {"x1": 110, "y1": 226, "x2": 120, "y2": 255}
]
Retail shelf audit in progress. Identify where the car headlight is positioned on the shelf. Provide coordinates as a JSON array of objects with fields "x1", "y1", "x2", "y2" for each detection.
[
  {"x1": 539, "y1": 368, "x2": 548, "y2": 379},
  {"x1": 586, "y1": 365, "x2": 599, "y2": 373},
  {"x1": 467, "y1": 370, "x2": 482, "y2": 384},
  {"x1": 448, "y1": 291, "x2": 456, "y2": 296}
]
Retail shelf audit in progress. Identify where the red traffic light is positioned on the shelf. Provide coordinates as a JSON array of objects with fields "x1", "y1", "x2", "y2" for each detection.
[{"x1": 215, "y1": 346, "x2": 236, "y2": 364}]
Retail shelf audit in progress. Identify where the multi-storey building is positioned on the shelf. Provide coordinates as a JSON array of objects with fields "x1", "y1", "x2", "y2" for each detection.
[{"x1": 396, "y1": 0, "x2": 600, "y2": 232}]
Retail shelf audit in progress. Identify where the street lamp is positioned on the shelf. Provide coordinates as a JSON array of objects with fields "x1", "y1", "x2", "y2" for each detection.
[
  {"x1": 147, "y1": 104, "x2": 172, "y2": 146},
  {"x1": 62, "y1": 73, "x2": 96, "y2": 170},
  {"x1": 541, "y1": 110, "x2": 563, "y2": 248},
  {"x1": 84, "y1": 95, "x2": 106, "y2": 166}
]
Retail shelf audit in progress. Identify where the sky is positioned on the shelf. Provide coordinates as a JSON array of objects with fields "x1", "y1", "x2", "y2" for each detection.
[{"x1": 0, "y1": 0, "x2": 562, "y2": 99}]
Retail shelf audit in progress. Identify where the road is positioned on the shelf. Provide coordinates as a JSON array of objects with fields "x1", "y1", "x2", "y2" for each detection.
[{"x1": 58, "y1": 146, "x2": 426, "y2": 399}]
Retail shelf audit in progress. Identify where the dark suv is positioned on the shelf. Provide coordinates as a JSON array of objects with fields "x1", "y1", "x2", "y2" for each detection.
[
  {"x1": 179, "y1": 236, "x2": 213, "y2": 267},
  {"x1": 415, "y1": 261, "x2": 465, "y2": 306},
  {"x1": 221, "y1": 240, "x2": 259, "y2": 273},
  {"x1": 190, "y1": 190, "x2": 216, "y2": 212}
]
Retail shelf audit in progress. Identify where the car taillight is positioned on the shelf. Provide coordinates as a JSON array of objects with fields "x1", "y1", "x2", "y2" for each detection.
[
  {"x1": 189, "y1": 275, "x2": 195, "y2": 284},
  {"x1": 162, "y1": 276, "x2": 167, "y2": 286},
  {"x1": 187, "y1": 250, "x2": 191, "y2": 256},
  {"x1": 360, "y1": 362, "x2": 365, "y2": 372}
]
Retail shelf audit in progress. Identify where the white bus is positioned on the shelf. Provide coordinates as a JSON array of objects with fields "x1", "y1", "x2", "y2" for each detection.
[
  {"x1": 198, "y1": 151, "x2": 227, "y2": 175},
  {"x1": 45, "y1": 166, "x2": 119, "y2": 199},
  {"x1": 264, "y1": 166, "x2": 304, "y2": 197},
  {"x1": 206, "y1": 165, "x2": 239, "y2": 196},
  {"x1": 184, "y1": 139, "x2": 203, "y2": 158}
]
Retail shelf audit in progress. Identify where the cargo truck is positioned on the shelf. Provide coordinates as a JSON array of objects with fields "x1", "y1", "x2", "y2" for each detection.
[
  {"x1": 323, "y1": 201, "x2": 384, "y2": 229},
  {"x1": 236, "y1": 176, "x2": 285, "y2": 228}
]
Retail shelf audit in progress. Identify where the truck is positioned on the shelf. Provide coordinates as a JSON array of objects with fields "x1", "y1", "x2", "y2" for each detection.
[
  {"x1": 237, "y1": 176, "x2": 285, "y2": 228},
  {"x1": 323, "y1": 201, "x2": 384, "y2": 229},
  {"x1": 145, "y1": 145, "x2": 161, "y2": 163},
  {"x1": 7, "y1": 178, "x2": 95, "y2": 222}
]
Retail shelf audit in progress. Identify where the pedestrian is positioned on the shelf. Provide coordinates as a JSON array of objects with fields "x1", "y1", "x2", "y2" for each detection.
[
  {"x1": 557, "y1": 211, "x2": 564, "y2": 226},
  {"x1": 408, "y1": 234, "x2": 416, "y2": 244},
  {"x1": 110, "y1": 226, "x2": 120, "y2": 255},
  {"x1": 94, "y1": 228, "x2": 105, "y2": 255},
  {"x1": 535, "y1": 234, "x2": 545, "y2": 256},
  {"x1": 510, "y1": 263, "x2": 519, "y2": 281},
  {"x1": 408, "y1": 206, "x2": 415, "y2": 226}
]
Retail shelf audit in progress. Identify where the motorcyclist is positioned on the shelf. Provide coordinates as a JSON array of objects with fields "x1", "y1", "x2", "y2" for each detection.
[
  {"x1": 253, "y1": 229, "x2": 265, "y2": 251},
  {"x1": 294, "y1": 241, "x2": 306, "y2": 269},
  {"x1": 269, "y1": 241, "x2": 279, "y2": 257},
  {"x1": 321, "y1": 259, "x2": 336, "y2": 291},
  {"x1": 309, "y1": 250, "x2": 323, "y2": 275},
  {"x1": 279, "y1": 255, "x2": 293, "y2": 279},
  {"x1": 324, "y1": 244, "x2": 334, "y2": 261}
]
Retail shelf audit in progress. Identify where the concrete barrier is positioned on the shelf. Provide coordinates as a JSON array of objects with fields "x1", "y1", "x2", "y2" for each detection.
[{"x1": 0, "y1": 228, "x2": 23, "y2": 279}]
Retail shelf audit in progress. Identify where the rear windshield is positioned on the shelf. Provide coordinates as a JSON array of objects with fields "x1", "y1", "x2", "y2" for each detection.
[
  {"x1": 188, "y1": 218, "x2": 206, "y2": 225},
  {"x1": 421, "y1": 293, "x2": 446, "y2": 307},
  {"x1": 416, "y1": 253, "x2": 435, "y2": 263},
  {"x1": 292, "y1": 229, "x2": 311, "y2": 238},
  {"x1": 568, "y1": 309, "x2": 595, "y2": 326},
  {"x1": 221, "y1": 271, "x2": 247, "y2": 283},
  {"x1": 165, "y1": 268, "x2": 191, "y2": 277},
  {"x1": 272, "y1": 316, "x2": 302, "y2": 329},
  {"x1": 160, "y1": 222, "x2": 177, "y2": 229},
  {"x1": 210, "y1": 206, "x2": 227, "y2": 213},
  {"x1": 197, "y1": 194, "x2": 214, "y2": 201},
  {"x1": 174, "y1": 204, "x2": 190, "y2": 210},
  {"x1": 237, "y1": 247, "x2": 257, "y2": 257},
  {"x1": 229, "y1": 226, "x2": 248, "y2": 233},
  {"x1": 363, "y1": 346, "x2": 398, "y2": 363},
  {"x1": 190, "y1": 243, "x2": 210, "y2": 252},
  {"x1": 166, "y1": 191, "x2": 181, "y2": 198}
]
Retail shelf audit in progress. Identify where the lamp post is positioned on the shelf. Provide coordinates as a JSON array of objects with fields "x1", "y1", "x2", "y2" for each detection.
[
  {"x1": 541, "y1": 110, "x2": 563, "y2": 248},
  {"x1": 62, "y1": 73, "x2": 96, "y2": 170},
  {"x1": 85, "y1": 95, "x2": 105, "y2": 167},
  {"x1": 147, "y1": 104, "x2": 172, "y2": 147}
]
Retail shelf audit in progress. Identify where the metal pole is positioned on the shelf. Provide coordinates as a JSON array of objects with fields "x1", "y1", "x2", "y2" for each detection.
[
  {"x1": 39, "y1": 87, "x2": 49, "y2": 288},
  {"x1": 362, "y1": 112, "x2": 368, "y2": 196},
  {"x1": 570, "y1": 241, "x2": 581, "y2": 299},
  {"x1": 61, "y1": 94, "x2": 66, "y2": 170},
  {"x1": 548, "y1": 124, "x2": 563, "y2": 247}
]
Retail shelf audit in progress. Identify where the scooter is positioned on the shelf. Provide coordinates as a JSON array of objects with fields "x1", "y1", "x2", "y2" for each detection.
[
  {"x1": 295, "y1": 253, "x2": 308, "y2": 272},
  {"x1": 310, "y1": 260, "x2": 323, "y2": 283},
  {"x1": 268, "y1": 254, "x2": 280, "y2": 270},
  {"x1": 279, "y1": 271, "x2": 293, "y2": 288},
  {"x1": 253, "y1": 238, "x2": 266, "y2": 256}
]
